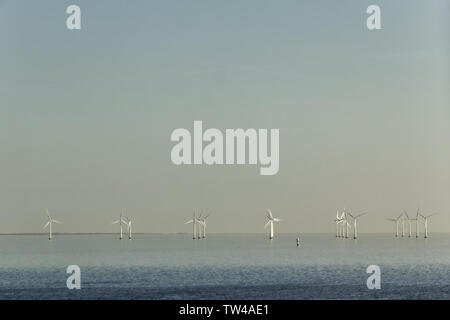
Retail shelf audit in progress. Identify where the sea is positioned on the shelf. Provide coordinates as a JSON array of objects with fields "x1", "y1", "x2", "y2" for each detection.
[{"x1": 0, "y1": 233, "x2": 449, "y2": 299}]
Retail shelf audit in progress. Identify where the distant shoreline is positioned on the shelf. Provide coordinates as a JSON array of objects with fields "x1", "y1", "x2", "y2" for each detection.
[{"x1": 1, "y1": 232, "x2": 449, "y2": 235}]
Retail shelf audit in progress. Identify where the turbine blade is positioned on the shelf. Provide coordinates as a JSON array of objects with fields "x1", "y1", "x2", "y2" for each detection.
[
  {"x1": 264, "y1": 220, "x2": 271, "y2": 228},
  {"x1": 356, "y1": 212, "x2": 368, "y2": 218},
  {"x1": 267, "y1": 209, "x2": 274, "y2": 220},
  {"x1": 403, "y1": 210, "x2": 409, "y2": 219},
  {"x1": 42, "y1": 221, "x2": 50, "y2": 229},
  {"x1": 184, "y1": 220, "x2": 194, "y2": 224},
  {"x1": 52, "y1": 220, "x2": 62, "y2": 224}
]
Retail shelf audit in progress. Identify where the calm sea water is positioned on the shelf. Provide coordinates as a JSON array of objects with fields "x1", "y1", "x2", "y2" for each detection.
[{"x1": 0, "y1": 233, "x2": 449, "y2": 299}]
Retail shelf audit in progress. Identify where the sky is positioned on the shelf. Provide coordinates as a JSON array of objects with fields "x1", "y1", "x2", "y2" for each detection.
[{"x1": 0, "y1": 0, "x2": 449, "y2": 234}]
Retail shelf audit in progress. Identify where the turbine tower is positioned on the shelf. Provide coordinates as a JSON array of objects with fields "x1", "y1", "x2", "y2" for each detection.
[
  {"x1": 340, "y1": 209, "x2": 350, "y2": 239},
  {"x1": 265, "y1": 209, "x2": 281, "y2": 240},
  {"x1": 344, "y1": 212, "x2": 350, "y2": 239},
  {"x1": 198, "y1": 212, "x2": 211, "y2": 238},
  {"x1": 334, "y1": 210, "x2": 341, "y2": 238},
  {"x1": 347, "y1": 211, "x2": 368, "y2": 239},
  {"x1": 340, "y1": 219, "x2": 347, "y2": 238},
  {"x1": 403, "y1": 210, "x2": 413, "y2": 237},
  {"x1": 336, "y1": 210, "x2": 346, "y2": 238},
  {"x1": 196, "y1": 211, "x2": 203, "y2": 239},
  {"x1": 124, "y1": 217, "x2": 132, "y2": 240},
  {"x1": 415, "y1": 208, "x2": 421, "y2": 238},
  {"x1": 42, "y1": 209, "x2": 62, "y2": 240},
  {"x1": 420, "y1": 213, "x2": 437, "y2": 238},
  {"x1": 401, "y1": 213, "x2": 406, "y2": 237},
  {"x1": 112, "y1": 211, "x2": 127, "y2": 240},
  {"x1": 185, "y1": 211, "x2": 197, "y2": 240},
  {"x1": 387, "y1": 213, "x2": 403, "y2": 237}
]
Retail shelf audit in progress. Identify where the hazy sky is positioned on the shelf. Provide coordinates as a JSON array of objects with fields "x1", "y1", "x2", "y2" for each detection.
[{"x1": 1, "y1": 0, "x2": 449, "y2": 234}]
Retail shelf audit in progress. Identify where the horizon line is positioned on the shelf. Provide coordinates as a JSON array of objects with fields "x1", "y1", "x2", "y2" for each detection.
[{"x1": 1, "y1": 232, "x2": 450, "y2": 236}]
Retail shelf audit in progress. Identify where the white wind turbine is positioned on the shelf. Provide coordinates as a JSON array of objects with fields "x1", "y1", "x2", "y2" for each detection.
[
  {"x1": 344, "y1": 211, "x2": 351, "y2": 239},
  {"x1": 185, "y1": 210, "x2": 197, "y2": 240},
  {"x1": 420, "y1": 213, "x2": 437, "y2": 238},
  {"x1": 387, "y1": 213, "x2": 403, "y2": 237},
  {"x1": 265, "y1": 209, "x2": 281, "y2": 240},
  {"x1": 112, "y1": 211, "x2": 127, "y2": 240},
  {"x1": 339, "y1": 209, "x2": 351, "y2": 239},
  {"x1": 42, "y1": 209, "x2": 62, "y2": 240},
  {"x1": 403, "y1": 210, "x2": 413, "y2": 238},
  {"x1": 196, "y1": 211, "x2": 204, "y2": 239},
  {"x1": 198, "y1": 212, "x2": 211, "y2": 239},
  {"x1": 415, "y1": 208, "x2": 421, "y2": 238},
  {"x1": 124, "y1": 216, "x2": 132, "y2": 240},
  {"x1": 347, "y1": 211, "x2": 368, "y2": 239},
  {"x1": 334, "y1": 210, "x2": 341, "y2": 237},
  {"x1": 401, "y1": 212, "x2": 406, "y2": 237},
  {"x1": 340, "y1": 219, "x2": 347, "y2": 238},
  {"x1": 335, "y1": 210, "x2": 346, "y2": 238}
]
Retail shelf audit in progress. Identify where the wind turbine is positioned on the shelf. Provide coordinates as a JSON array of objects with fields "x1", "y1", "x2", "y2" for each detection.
[
  {"x1": 401, "y1": 213, "x2": 406, "y2": 237},
  {"x1": 198, "y1": 212, "x2": 211, "y2": 239},
  {"x1": 415, "y1": 208, "x2": 421, "y2": 238},
  {"x1": 124, "y1": 217, "x2": 132, "y2": 240},
  {"x1": 387, "y1": 212, "x2": 403, "y2": 237},
  {"x1": 340, "y1": 219, "x2": 347, "y2": 238},
  {"x1": 398, "y1": 211, "x2": 406, "y2": 236},
  {"x1": 334, "y1": 210, "x2": 341, "y2": 237},
  {"x1": 339, "y1": 209, "x2": 351, "y2": 239},
  {"x1": 420, "y1": 213, "x2": 437, "y2": 238},
  {"x1": 265, "y1": 209, "x2": 281, "y2": 240},
  {"x1": 112, "y1": 211, "x2": 127, "y2": 240},
  {"x1": 403, "y1": 210, "x2": 413, "y2": 238},
  {"x1": 347, "y1": 211, "x2": 368, "y2": 239},
  {"x1": 185, "y1": 210, "x2": 197, "y2": 240},
  {"x1": 196, "y1": 211, "x2": 203, "y2": 239},
  {"x1": 42, "y1": 209, "x2": 62, "y2": 240},
  {"x1": 344, "y1": 212, "x2": 351, "y2": 239},
  {"x1": 335, "y1": 210, "x2": 346, "y2": 238}
]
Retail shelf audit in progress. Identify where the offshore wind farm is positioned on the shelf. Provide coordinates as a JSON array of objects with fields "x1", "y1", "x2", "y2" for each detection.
[
  {"x1": 38, "y1": 207, "x2": 441, "y2": 241},
  {"x1": 0, "y1": 206, "x2": 448, "y2": 300}
]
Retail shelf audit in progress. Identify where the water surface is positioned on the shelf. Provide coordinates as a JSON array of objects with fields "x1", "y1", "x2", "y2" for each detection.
[{"x1": 0, "y1": 233, "x2": 449, "y2": 299}]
